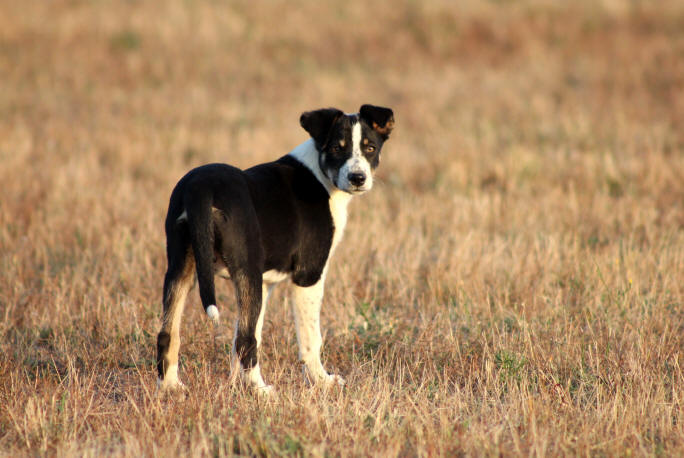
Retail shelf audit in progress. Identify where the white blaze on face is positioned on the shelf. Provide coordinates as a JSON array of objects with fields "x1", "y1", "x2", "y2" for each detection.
[{"x1": 338, "y1": 121, "x2": 373, "y2": 193}]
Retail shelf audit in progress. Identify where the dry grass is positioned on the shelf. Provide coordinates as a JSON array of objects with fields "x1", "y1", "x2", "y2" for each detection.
[{"x1": 1, "y1": 0, "x2": 683, "y2": 455}]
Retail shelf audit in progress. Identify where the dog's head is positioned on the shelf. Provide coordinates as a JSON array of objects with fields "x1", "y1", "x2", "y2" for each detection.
[{"x1": 300, "y1": 104, "x2": 394, "y2": 195}]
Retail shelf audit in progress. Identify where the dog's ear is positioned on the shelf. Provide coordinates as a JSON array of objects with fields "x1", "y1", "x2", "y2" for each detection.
[
  {"x1": 360, "y1": 104, "x2": 394, "y2": 140},
  {"x1": 300, "y1": 108, "x2": 344, "y2": 146}
]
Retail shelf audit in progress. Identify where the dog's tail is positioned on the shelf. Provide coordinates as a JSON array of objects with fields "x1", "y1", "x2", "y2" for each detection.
[{"x1": 185, "y1": 193, "x2": 220, "y2": 324}]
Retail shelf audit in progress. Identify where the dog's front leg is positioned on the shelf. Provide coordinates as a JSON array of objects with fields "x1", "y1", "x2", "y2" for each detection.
[{"x1": 292, "y1": 278, "x2": 345, "y2": 386}]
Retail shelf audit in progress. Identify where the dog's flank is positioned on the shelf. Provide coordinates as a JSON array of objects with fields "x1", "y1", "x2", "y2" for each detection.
[{"x1": 156, "y1": 104, "x2": 394, "y2": 393}]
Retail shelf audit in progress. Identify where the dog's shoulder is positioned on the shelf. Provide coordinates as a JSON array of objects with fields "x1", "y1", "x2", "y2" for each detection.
[{"x1": 244, "y1": 155, "x2": 330, "y2": 205}]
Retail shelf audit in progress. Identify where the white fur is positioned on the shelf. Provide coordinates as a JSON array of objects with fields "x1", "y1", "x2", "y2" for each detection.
[
  {"x1": 292, "y1": 275, "x2": 345, "y2": 386},
  {"x1": 337, "y1": 122, "x2": 373, "y2": 193},
  {"x1": 157, "y1": 364, "x2": 185, "y2": 390},
  {"x1": 255, "y1": 283, "x2": 275, "y2": 348},
  {"x1": 212, "y1": 268, "x2": 288, "y2": 283},
  {"x1": 292, "y1": 277, "x2": 327, "y2": 379},
  {"x1": 206, "y1": 304, "x2": 219, "y2": 322},
  {"x1": 242, "y1": 362, "x2": 272, "y2": 394},
  {"x1": 329, "y1": 190, "x2": 351, "y2": 253},
  {"x1": 262, "y1": 269, "x2": 289, "y2": 284}
]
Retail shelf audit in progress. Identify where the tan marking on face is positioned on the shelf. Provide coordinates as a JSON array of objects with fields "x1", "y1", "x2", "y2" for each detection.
[
  {"x1": 372, "y1": 119, "x2": 395, "y2": 135},
  {"x1": 339, "y1": 139, "x2": 345, "y2": 147},
  {"x1": 363, "y1": 138, "x2": 368, "y2": 145}
]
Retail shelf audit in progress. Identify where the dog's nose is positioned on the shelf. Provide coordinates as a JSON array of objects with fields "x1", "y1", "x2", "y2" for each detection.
[{"x1": 348, "y1": 172, "x2": 366, "y2": 187}]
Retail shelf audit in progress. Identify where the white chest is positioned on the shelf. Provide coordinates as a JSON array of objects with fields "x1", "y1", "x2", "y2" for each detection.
[{"x1": 329, "y1": 190, "x2": 352, "y2": 253}]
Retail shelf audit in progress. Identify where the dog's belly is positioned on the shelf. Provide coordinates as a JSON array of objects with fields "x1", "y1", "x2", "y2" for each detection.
[
  {"x1": 262, "y1": 270, "x2": 289, "y2": 283},
  {"x1": 212, "y1": 257, "x2": 288, "y2": 284}
]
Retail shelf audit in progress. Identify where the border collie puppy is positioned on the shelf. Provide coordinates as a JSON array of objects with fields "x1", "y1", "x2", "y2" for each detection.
[{"x1": 156, "y1": 104, "x2": 394, "y2": 393}]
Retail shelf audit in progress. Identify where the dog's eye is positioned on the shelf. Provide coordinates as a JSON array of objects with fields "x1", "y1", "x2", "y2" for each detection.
[
  {"x1": 365, "y1": 145, "x2": 376, "y2": 153},
  {"x1": 331, "y1": 145, "x2": 341, "y2": 154}
]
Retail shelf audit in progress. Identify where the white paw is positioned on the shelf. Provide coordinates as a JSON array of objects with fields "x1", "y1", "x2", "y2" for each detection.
[
  {"x1": 256, "y1": 384, "x2": 274, "y2": 397},
  {"x1": 157, "y1": 377, "x2": 186, "y2": 391},
  {"x1": 157, "y1": 364, "x2": 186, "y2": 391},
  {"x1": 303, "y1": 366, "x2": 346, "y2": 387},
  {"x1": 325, "y1": 374, "x2": 346, "y2": 386},
  {"x1": 240, "y1": 363, "x2": 274, "y2": 396}
]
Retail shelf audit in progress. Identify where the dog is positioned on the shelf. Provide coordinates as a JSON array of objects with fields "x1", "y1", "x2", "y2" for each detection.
[{"x1": 156, "y1": 104, "x2": 394, "y2": 393}]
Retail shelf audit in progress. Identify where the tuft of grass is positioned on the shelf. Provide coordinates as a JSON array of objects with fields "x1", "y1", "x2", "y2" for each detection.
[
  {"x1": 110, "y1": 30, "x2": 141, "y2": 52},
  {"x1": 494, "y1": 350, "x2": 527, "y2": 385}
]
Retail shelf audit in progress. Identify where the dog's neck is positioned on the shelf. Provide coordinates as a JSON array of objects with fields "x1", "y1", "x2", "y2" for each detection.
[
  {"x1": 287, "y1": 138, "x2": 337, "y2": 194},
  {"x1": 288, "y1": 138, "x2": 353, "y2": 251}
]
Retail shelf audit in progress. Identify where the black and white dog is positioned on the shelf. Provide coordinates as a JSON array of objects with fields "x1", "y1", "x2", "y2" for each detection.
[{"x1": 156, "y1": 104, "x2": 394, "y2": 392}]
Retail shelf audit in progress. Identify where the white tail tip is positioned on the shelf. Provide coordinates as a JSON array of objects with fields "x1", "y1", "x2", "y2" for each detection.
[{"x1": 206, "y1": 305, "x2": 219, "y2": 322}]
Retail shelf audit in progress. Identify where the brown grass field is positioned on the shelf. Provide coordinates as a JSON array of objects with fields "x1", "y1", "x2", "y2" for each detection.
[{"x1": 1, "y1": 0, "x2": 683, "y2": 455}]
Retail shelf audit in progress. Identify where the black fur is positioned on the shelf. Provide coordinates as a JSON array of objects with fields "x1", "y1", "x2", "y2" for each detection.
[
  {"x1": 299, "y1": 108, "x2": 344, "y2": 150},
  {"x1": 156, "y1": 331, "x2": 170, "y2": 376},
  {"x1": 158, "y1": 158, "x2": 334, "y2": 371},
  {"x1": 360, "y1": 104, "x2": 395, "y2": 140}
]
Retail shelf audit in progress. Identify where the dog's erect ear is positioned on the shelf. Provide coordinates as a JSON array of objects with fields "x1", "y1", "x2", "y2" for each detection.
[
  {"x1": 300, "y1": 108, "x2": 344, "y2": 147},
  {"x1": 360, "y1": 104, "x2": 394, "y2": 140}
]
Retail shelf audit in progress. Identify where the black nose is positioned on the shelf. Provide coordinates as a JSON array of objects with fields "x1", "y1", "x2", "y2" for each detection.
[{"x1": 348, "y1": 173, "x2": 366, "y2": 187}]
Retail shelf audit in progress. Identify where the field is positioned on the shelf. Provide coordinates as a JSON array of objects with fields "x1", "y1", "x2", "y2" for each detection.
[{"x1": 1, "y1": 0, "x2": 683, "y2": 455}]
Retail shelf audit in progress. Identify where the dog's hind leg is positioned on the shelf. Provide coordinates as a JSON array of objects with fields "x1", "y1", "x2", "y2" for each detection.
[
  {"x1": 255, "y1": 283, "x2": 275, "y2": 349},
  {"x1": 227, "y1": 266, "x2": 272, "y2": 392},
  {"x1": 230, "y1": 281, "x2": 273, "y2": 392},
  {"x1": 157, "y1": 224, "x2": 195, "y2": 390},
  {"x1": 212, "y1": 201, "x2": 270, "y2": 393}
]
